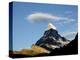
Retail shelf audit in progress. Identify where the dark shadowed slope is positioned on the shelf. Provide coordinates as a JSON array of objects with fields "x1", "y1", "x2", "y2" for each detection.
[{"x1": 49, "y1": 33, "x2": 78, "y2": 55}]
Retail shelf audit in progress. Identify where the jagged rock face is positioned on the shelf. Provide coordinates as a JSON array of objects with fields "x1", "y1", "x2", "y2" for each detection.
[
  {"x1": 44, "y1": 29, "x2": 60, "y2": 40},
  {"x1": 35, "y1": 23, "x2": 70, "y2": 51},
  {"x1": 36, "y1": 29, "x2": 61, "y2": 45}
]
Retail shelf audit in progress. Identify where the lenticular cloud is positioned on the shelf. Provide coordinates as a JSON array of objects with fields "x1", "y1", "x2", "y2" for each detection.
[
  {"x1": 27, "y1": 13, "x2": 75, "y2": 23},
  {"x1": 27, "y1": 13, "x2": 59, "y2": 23}
]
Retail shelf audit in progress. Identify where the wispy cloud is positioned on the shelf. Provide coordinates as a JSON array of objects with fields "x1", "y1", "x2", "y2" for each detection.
[
  {"x1": 26, "y1": 13, "x2": 75, "y2": 23},
  {"x1": 61, "y1": 31, "x2": 77, "y2": 40},
  {"x1": 62, "y1": 31, "x2": 77, "y2": 36}
]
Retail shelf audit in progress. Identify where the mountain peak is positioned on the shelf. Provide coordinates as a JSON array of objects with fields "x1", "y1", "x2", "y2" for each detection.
[
  {"x1": 35, "y1": 23, "x2": 70, "y2": 51},
  {"x1": 47, "y1": 23, "x2": 56, "y2": 30}
]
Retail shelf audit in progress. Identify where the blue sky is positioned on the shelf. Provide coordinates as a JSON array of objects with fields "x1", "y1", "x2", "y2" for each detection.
[{"x1": 12, "y1": 2, "x2": 78, "y2": 50}]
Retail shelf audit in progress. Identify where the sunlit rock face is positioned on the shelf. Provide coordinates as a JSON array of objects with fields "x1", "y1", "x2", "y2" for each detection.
[
  {"x1": 12, "y1": 45, "x2": 50, "y2": 56},
  {"x1": 35, "y1": 23, "x2": 70, "y2": 51},
  {"x1": 31, "y1": 44, "x2": 50, "y2": 54}
]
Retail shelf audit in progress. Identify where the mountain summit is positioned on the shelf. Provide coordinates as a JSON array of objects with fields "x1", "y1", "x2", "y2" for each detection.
[
  {"x1": 46, "y1": 23, "x2": 57, "y2": 30},
  {"x1": 35, "y1": 23, "x2": 70, "y2": 51}
]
